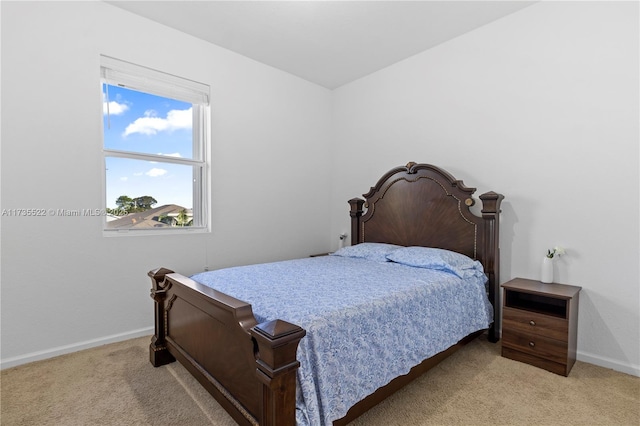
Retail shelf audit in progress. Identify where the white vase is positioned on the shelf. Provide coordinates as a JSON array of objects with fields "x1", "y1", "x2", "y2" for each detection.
[{"x1": 541, "y1": 257, "x2": 554, "y2": 283}]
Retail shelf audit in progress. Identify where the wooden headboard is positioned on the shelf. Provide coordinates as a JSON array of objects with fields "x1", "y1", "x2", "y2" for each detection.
[{"x1": 348, "y1": 162, "x2": 504, "y2": 341}]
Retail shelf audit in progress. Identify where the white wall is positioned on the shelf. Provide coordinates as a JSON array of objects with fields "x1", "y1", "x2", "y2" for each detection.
[
  {"x1": 0, "y1": 1, "x2": 332, "y2": 366},
  {"x1": 331, "y1": 1, "x2": 639, "y2": 375}
]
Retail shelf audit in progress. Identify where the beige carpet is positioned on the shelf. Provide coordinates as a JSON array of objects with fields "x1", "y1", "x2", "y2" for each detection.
[{"x1": 1, "y1": 336, "x2": 638, "y2": 425}]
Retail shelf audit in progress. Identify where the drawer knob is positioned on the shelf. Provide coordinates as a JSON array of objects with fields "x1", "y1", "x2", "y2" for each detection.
[
  {"x1": 529, "y1": 320, "x2": 536, "y2": 326},
  {"x1": 529, "y1": 341, "x2": 535, "y2": 348}
]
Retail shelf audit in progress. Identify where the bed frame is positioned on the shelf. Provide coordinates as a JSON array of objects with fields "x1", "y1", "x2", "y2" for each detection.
[{"x1": 148, "y1": 162, "x2": 503, "y2": 426}]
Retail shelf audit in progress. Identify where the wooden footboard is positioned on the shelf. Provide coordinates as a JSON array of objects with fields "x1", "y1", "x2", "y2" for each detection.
[{"x1": 148, "y1": 268, "x2": 305, "y2": 426}]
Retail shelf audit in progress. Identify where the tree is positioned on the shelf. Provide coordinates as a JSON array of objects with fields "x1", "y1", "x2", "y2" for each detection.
[
  {"x1": 175, "y1": 209, "x2": 191, "y2": 227},
  {"x1": 115, "y1": 195, "x2": 134, "y2": 212},
  {"x1": 113, "y1": 194, "x2": 157, "y2": 214},
  {"x1": 132, "y1": 196, "x2": 157, "y2": 211}
]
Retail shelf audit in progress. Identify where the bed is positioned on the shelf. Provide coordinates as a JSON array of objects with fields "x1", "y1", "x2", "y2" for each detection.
[{"x1": 148, "y1": 162, "x2": 504, "y2": 426}]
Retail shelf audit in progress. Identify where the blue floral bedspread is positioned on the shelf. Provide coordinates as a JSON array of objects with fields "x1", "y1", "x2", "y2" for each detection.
[{"x1": 191, "y1": 255, "x2": 492, "y2": 426}]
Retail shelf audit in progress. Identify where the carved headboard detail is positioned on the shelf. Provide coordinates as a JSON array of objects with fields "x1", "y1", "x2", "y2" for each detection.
[{"x1": 349, "y1": 162, "x2": 504, "y2": 341}]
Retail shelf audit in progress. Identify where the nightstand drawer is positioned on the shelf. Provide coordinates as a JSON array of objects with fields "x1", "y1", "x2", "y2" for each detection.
[
  {"x1": 502, "y1": 329, "x2": 568, "y2": 365},
  {"x1": 503, "y1": 307, "x2": 568, "y2": 342}
]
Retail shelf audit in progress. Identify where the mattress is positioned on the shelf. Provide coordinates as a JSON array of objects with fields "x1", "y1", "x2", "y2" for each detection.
[{"x1": 191, "y1": 250, "x2": 492, "y2": 425}]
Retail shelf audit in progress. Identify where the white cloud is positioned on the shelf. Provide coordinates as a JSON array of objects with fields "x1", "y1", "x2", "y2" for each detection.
[
  {"x1": 123, "y1": 107, "x2": 192, "y2": 137},
  {"x1": 120, "y1": 177, "x2": 128, "y2": 181},
  {"x1": 102, "y1": 92, "x2": 129, "y2": 116},
  {"x1": 146, "y1": 168, "x2": 168, "y2": 177},
  {"x1": 158, "y1": 152, "x2": 183, "y2": 158},
  {"x1": 104, "y1": 100, "x2": 129, "y2": 116}
]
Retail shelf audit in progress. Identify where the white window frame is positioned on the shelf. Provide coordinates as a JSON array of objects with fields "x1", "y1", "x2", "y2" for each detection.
[{"x1": 100, "y1": 55, "x2": 210, "y2": 235}]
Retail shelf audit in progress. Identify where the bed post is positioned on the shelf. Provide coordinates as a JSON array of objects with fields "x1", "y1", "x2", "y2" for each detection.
[
  {"x1": 479, "y1": 191, "x2": 504, "y2": 343},
  {"x1": 148, "y1": 267, "x2": 176, "y2": 367},
  {"x1": 349, "y1": 198, "x2": 365, "y2": 245},
  {"x1": 250, "y1": 320, "x2": 306, "y2": 426}
]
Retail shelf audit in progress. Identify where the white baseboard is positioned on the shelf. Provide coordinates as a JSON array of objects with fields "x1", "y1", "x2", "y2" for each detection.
[
  {"x1": 3, "y1": 328, "x2": 638, "y2": 378},
  {"x1": 577, "y1": 350, "x2": 640, "y2": 377},
  {"x1": 0, "y1": 327, "x2": 154, "y2": 370}
]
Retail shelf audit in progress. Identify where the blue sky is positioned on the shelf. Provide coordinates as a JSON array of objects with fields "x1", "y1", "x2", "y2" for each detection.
[{"x1": 102, "y1": 85, "x2": 194, "y2": 209}]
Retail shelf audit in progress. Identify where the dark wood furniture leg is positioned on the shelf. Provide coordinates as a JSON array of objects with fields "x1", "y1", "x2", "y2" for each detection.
[{"x1": 149, "y1": 267, "x2": 176, "y2": 367}]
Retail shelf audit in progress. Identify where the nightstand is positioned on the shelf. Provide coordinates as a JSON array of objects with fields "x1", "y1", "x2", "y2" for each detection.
[{"x1": 501, "y1": 277, "x2": 581, "y2": 376}]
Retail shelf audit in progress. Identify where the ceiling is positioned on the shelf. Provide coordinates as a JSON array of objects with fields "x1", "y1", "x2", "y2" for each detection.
[{"x1": 106, "y1": 1, "x2": 536, "y2": 89}]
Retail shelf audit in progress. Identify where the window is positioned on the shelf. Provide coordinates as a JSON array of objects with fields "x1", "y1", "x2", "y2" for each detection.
[{"x1": 100, "y1": 56, "x2": 210, "y2": 233}]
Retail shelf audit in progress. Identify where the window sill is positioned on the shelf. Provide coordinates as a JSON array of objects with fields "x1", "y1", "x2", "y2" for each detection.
[{"x1": 102, "y1": 227, "x2": 209, "y2": 237}]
